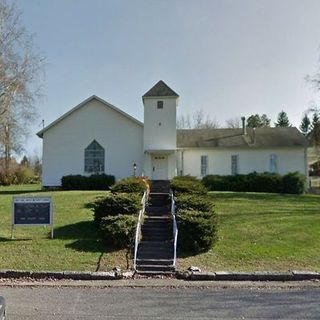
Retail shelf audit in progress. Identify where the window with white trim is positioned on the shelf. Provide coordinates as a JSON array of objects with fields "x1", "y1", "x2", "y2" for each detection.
[
  {"x1": 231, "y1": 155, "x2": 239, "y2": 175},
  {"x1": 201, "y1": 155, "x2": 208, "y2": 176},
  {"x1": 157, "y1": 101, "x2": 163, "y2": 109},
  {"x1": 84, "y1": 140, "x2": 105, "y2": 173},
  {"x1": 270, "y1": 154, "x2": 278, "y2": 173}
]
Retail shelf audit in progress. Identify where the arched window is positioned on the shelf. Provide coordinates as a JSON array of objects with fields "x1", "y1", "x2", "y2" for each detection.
[{"x1": 84, "y1": 140, "x2": 105, "y2": 173}]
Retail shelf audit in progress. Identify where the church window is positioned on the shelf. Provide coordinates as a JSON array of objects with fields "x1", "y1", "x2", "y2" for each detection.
[
  {"x1": 231, "y1": 155, "x2": 239, "y2": 175},
  {"x1": 270, "y1": 154, "x2": 278, "y2": 173},
  {"x1": 157, "y1": 101, "x2": 164, "y2": 109},
  {"x1": 201, "y1": 155, "x2": 208, "y2": 176},
  {"x1": 84, "y1": 140, "x2": 105, "y2": 173}
]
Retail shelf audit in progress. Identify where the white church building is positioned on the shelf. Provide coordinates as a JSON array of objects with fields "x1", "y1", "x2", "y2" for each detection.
[{"x1": 37, "y1": 81, "x2": 308, "y2": 187}]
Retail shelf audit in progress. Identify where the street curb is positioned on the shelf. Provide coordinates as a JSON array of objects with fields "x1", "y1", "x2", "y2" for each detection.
[
  {"x1": 0, "y1": 269, "x2": 319, "y2": 281},
  {"x1": 176, "y1": 270, "x2": 320, "y2": 281},
  {"x1": 0, "y1": 270, "x2": 121, "y2": 280}
]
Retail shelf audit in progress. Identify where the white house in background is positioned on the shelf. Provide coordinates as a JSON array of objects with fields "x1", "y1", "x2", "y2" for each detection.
[{"x1": 37, "y1": 80, "x2": 308, "y2": 187}]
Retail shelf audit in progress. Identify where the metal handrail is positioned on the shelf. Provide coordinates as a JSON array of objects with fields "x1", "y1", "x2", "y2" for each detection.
[
  {"x1": 133, "y1": 191, "x2": 148, "y2": 270},
  {"x1": 170, "y1": 191, "x2": 178, "y2": 267}
]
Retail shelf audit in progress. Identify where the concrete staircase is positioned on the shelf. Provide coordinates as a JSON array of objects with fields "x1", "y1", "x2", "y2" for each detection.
[{"x1": 136, "y1": 181, "x2": 175, "y2": 275}]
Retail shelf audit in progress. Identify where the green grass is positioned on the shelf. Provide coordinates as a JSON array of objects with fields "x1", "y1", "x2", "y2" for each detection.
[
  {"x1": 1, "y1": 185, "x2": 320, "y2": 272},
  {"x1": 177, "y1": 192, "x2": 320, "y2": 272},
  {"x1": 0, "y1": 184, "x2": 128, "y2": 271}
]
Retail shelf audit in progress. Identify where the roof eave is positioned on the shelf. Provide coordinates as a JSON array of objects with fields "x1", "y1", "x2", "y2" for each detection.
[{"x1": 36, "y1": 95, "x2": 143, "y2": 138}]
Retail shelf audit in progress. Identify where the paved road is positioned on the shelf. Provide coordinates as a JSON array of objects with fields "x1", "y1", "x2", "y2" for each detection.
[{"x1": 1, "y1": 285, "x2": 320, "y2": 319}]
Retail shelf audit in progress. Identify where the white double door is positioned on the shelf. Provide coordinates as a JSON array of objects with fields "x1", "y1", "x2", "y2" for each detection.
[{"x1": 152, "y1": 155, "x2": 168, "y2": 180}]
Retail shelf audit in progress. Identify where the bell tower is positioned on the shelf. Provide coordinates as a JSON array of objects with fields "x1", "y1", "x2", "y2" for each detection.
[{"x1": 142, "y1": 80, "x2": 179, "y2": 179}]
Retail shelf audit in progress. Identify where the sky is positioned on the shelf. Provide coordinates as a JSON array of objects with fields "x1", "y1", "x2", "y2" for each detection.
[{"x1": 11, "y1": 0, "x2": 320, "y2": 157}]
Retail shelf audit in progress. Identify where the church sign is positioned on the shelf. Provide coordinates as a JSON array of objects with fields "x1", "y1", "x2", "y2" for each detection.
[{"x1": 12, "y1": 197, "x2": 54, "y2": 239}]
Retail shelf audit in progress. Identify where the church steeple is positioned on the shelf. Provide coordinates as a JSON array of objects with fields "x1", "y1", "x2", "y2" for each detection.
[
  {"x1": 142, "y1": 80, "x2": 179, "y2": 99},
  {"x1": 142, "y1": 81, "x2": 179, "y2": 179}
]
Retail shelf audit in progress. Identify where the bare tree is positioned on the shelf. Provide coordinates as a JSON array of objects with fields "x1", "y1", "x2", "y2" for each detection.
[
  {"x1": 0, "y1": 0, "x2": 44, "y2": 173},
  {"x1": 176, "y1": 114, "x2": 191, "y2": 129},
  {"x1": 177, "y1": 109, "x2": 219, "y2": 129},
  {"x1": 225, "y1": 117, "x2": 241, "y2": 128}
]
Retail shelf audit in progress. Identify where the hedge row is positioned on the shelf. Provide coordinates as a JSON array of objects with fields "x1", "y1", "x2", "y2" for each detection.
[
  {"x1": 202, "y1": 172, "x2": 306, "y2": 194},
  {"x1": 172, "y1": 176, "x2": 217, "y2": 253},
  {"x1": 61, "y1": 174, "x2": 115, "y2": 190}
]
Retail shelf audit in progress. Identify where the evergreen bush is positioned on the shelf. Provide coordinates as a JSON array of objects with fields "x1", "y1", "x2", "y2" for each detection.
[
  {"x1": 202, "y1": 172, "x2": 305, "y2": 194},
  {"x1": 174, "y1": 194, "x2": 214, "y2": 212},
  {"x1": 171, "y1": 176, "x2": 207, "y2": 195},
  {"x1": 100, "y1": 215, "x2": 137, "y2": 248},
  {"x1": 110, "y1": 177, "x2": 149, "y2": 194},
  {"x1": 88, "y1": 193, "x2": 142, "y2": 224},
  {"x1": 61, "y1": 174, "x2": 115, "y2": 190},
  {"x1": 177, "y1": 209, "x2": 217, "y2": 253},
  {"x1": 282, "y1": 172, "x2": 306, "y2": 194}
]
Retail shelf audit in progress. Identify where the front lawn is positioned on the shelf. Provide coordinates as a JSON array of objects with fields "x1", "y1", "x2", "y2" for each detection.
[
  {"x1": 0, "y1": 185, "x2": 319, "y2": 272},
  {"x1": 177, "y1": 192, "x2": 320, "y2": 272},
  {"x1": 0, "y1": 184, "x2": 127, "y2": 271}
]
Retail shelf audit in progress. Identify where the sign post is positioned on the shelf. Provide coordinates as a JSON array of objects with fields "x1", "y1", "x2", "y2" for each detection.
[{"x1": 12, "y1": 197, "x2": 53, "y2": 239}]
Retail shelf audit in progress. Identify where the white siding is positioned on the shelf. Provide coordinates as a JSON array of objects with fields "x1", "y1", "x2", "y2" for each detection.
[
  {"x1": 42, "y1": 98, "x2": 143, "y2": 186},
  {"x1": 178, "y1": 148, "x2": 306, "y2": 178},
  {"x1": 143, "y1": 97, "x2": 177, "y2": 151}
]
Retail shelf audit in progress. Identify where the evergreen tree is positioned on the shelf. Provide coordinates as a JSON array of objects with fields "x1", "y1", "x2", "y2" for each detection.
[
  {"x1": 299, "y1": 114, "x2": 311, "y2": 136},
  {"x1": 20, "y1": 155, "x2": 29, "y2": 167},
  {"x1": 311, "y1": 111, "x2": 320, "y2": 146},
  {"x1": 247, "y1": 114, "x2": 271, "y2": 128},
  {"x1": 275, "y1": 110, "x2": 291, "y2": 127}
]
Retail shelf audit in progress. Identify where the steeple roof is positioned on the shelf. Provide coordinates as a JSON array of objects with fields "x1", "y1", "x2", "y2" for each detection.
[{"x1": 143, "y1": 80, "x2": 179, "y2": 98}]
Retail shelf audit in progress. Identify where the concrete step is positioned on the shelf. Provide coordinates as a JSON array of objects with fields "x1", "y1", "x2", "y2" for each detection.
[
  {"x1": 146, "y1": 206, "x2": 170, "y2": 214},
  {"x1": 142, "y1": 224, "x2": 171, "y2": 230},
  {"x1": 139, "y1": 241, "x2": 172, "y2": 248},
  {"x1": 136, "y1": 259, "x2": 174, "y2": 266},
  {"x1": 143, "y1": 222, "x2": 171, "y2": 228},
  {"x1": 150, "y1": 181, "x2": 171, "y2": 193},
  {"x1": 136, "y1": 264, "x2": 175, "y2": 272},
  {"x1": 137, "y1": 252, "x2": 173, "y2": 260},
  {"x1": 142, "y1": 235, "x2": 172, "y2": 241},
  {"x1": 135, "y1": 270, "x2": 174, "y2": 275}
]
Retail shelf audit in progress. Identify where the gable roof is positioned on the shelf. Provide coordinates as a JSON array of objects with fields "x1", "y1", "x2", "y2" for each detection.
[
  {"x1": 142, "y1": 80, "x2": 179, "y2": 98},
  {"x1": 37, "y1": 95, "x2": 143, "y2": 138},
  {"x1": 177, "y1": 127, "x2": 308, "y2": 148}
]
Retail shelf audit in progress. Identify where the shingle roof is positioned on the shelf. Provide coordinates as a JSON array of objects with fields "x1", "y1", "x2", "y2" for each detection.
[
  {"x1": 143, "y1": 80, "x2": 179, "y2": 98},
  {"x1": 177, "y1": 127, "x2": 308, "y2": 148}
]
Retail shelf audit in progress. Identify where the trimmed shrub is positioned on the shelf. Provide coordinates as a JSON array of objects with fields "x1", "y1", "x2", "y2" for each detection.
[
  {"x1": 172, "y1": 175, "x2": 198, "y2": 182},
  {"x1": 177, "y1": 209, "x2": 217, "y2": 253},
  {"x1": 100, "y1": 215, "x2": 137, "y2": 248},
  {"x1": 61, "y1": 174, "x2": 115, "y2": 190},
  {"x1": 88, "y1": 193, "x2": 142, "y2": 224},
  {"x1": 202, "y1": 172, "x2": 305, "y2": 194},
  {"x1": 110, "y1": 177, "x2": 149, "y2": 194},
  {"x1": 282, "y1": 172, "x2": 306, "y2": 194},
  {"x1": 246, "y1": 172, "x2": 283, "y2": 193},
  {"x1": 174, "y1": 194, "x2": 214, "y2": 212},
  {"x1": 171, "y1": 176, "x2": 207, "y2": 195}
]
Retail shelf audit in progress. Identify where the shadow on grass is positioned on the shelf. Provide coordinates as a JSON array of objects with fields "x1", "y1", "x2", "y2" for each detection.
[
  {"x1": 54, "y1": 221, "x2": 123, "y2": 255},
  {"x1": 0, "y1": 237, "x2": 34, "y2": 242},
  {"x1": 0, "y1": 189, "x2": 44, "y2": 195},
  {"x1": 54, "y1": 221, "x2": 100, "y2": 240}
]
